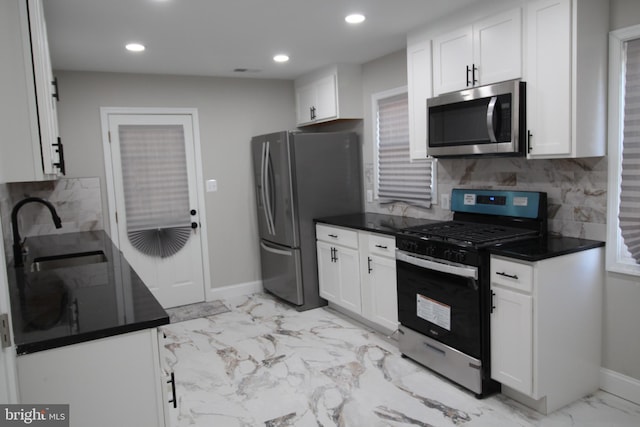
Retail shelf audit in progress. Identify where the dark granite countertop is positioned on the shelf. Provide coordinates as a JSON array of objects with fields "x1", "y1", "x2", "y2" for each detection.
[
  {"x1": 314, "y1": 213, "x2": 441, "y2": 236},
  {"x1": 314, "y1": 213, "x2": 604, "y2": 261},
  {"x1": 488, "y1": 235, "x2": 605, "y2": 261},
  {"x1": 7, "y1": 231, "x2": 169, "y2": 355}
]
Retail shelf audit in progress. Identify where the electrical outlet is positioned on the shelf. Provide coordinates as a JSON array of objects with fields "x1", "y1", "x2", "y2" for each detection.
[
  {"x1": 441, "y1": 194, "x2": 450, "y2": 210},
  {"x1": 366, "y1": 190, "x2": 373, "y2": 203}
]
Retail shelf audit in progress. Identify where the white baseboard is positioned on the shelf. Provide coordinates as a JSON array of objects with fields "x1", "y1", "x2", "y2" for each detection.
[
  {"x1": 206, "y1": 280, "x2": 263, "y2": 301},
  {"x1": 600, "y1": 368, "x2": 640, "y2": 405}
]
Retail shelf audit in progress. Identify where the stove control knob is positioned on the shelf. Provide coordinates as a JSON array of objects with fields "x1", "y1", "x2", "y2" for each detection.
[{"x1": 456, "y1": 252, "x2": 465, "y2": 263}]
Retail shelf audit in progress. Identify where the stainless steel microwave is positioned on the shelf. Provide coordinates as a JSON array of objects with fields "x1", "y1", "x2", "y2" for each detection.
[{"x1": 427, "y1": 79, "x2": 525, "y2": 157}]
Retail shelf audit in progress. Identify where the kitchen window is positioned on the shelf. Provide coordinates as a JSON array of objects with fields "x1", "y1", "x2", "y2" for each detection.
[
  {"x1": 607, "y1": 25, "x2": 640, "y2": 276},
  {"x1": 373, "y1": 87, "x2": 435, "y2": 208}
]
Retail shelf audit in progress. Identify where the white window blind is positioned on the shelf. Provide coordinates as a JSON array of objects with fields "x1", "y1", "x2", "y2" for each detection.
[
  {"x1": 620, "y1": 38, "x2": 640, "y2": 263},
  {"x1": 376, "y1": 91, "x2": 433, "y2": 207},
  {"x1": 119, "y1": 124, "x2": 192, "y2": 257}
]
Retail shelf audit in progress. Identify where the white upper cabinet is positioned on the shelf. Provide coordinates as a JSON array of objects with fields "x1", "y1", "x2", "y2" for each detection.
[
  {"x1": 525, "y1": 0, "x2": 608, "y2": 159},
  {"x1": 0, "y1": 0, "x2": 64, "y2": 183},
  {"x1": 406, "y1": 38, "x2": 432, "y2": 160},
  {"x1": 432, "y1": 8, "x2": 522, "y2": 96},
  {"x1": 295, "y1": 64, "x2": 362, "y2": 126},
  {"x1": 432, "y1": 26, "x2": 473, "y2": 95}
]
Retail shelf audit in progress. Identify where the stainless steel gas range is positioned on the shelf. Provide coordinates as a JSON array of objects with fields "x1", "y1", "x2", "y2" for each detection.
[{"x1": 395, "y1": 189, "x2": 547, "y2": 397}]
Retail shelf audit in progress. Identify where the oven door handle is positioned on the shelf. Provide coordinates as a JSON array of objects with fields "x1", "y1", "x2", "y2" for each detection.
[{"x1": 396, "y1": 250, "x2": 478, "y2": 280}]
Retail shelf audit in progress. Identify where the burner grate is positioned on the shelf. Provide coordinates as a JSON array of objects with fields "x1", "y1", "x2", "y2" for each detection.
[{"x1": 402, "y1": 221, "x2": 538, "y2": 245}]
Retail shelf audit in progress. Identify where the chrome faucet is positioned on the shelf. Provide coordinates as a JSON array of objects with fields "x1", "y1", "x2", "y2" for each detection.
[{"x1": 11, "y1": 197, "x2": 62, "y2": 268}]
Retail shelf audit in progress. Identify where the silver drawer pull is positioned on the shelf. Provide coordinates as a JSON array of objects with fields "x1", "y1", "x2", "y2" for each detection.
[
  {"x1": 328, "y1": 234, "x2": 338, "y2": 238},
  {"x1": 425, "y1": 343, "x2": 446, "y2": 356},
  {"x1": 375, "y1": 244, "x2": 388, "y2": 249},
  {"x1": 496, "y1": 271, "x2": 519, "y2": 280}
]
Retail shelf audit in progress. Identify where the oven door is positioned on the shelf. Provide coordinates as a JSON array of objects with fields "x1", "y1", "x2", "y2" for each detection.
[{"x1": 396, "y1": 250, "x2": 480, "y2": 359}]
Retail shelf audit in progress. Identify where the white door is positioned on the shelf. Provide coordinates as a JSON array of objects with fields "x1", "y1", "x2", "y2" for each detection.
[
  {"x1": 473, "y1": 8, "x2": 522, "y2": 86},
  {"x1": 105, "y1": 112, "x2": 206, "y2": 308},
  {"x1": 336, "y1": 246, "x2": 361, "y2": 314},
  {"x1": 525, "y1": 0, "x2": 572, "y2": 157},
  {"x1": 317, "y1": 241, "x2": 339, "y2": 303},
  {"x1": 432, "y1": 25, "x2": 473, "y2": 95},
  {"x1": 367, "y1": 254, "x2": 398, "y2": 331},
  {"x1": 490, "y1": 285, "x2": 533, "y2": 394}
]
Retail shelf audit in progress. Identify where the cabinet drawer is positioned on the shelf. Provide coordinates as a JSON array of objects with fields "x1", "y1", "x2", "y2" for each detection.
[
  {"x1": 491, "y1": 256, "x2": 533, "y2": 293},
  {"x1": 367, "y1": 234, "x2": 396, "y2": 258},
  {"x1": 316, "y1": 224, "x2": 358, "y2": 249}
]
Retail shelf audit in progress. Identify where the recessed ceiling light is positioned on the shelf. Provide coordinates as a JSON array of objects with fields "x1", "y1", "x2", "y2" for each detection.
[
  {"x1": 273, "y1": 54, "x2": 289, "y2": 63},
  {"x1": 125, "y1": 43, "x2": 146, "y2": 52},
  {"x1": 345, "y1": 14, "x2": 365, "y2": 24}
]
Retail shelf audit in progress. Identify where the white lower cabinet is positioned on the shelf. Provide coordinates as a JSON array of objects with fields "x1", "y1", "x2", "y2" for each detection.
[
  {"x1": 490, "y1": 285, "x2": 533, "y2": 394},
  {"x1": 17, "y1": 328, "x2": 172, "y2": 427},
  {"x1": 316, "y1": 224, "x2": 398, "y2": 332},
  {"x1": 490, "y1": 248, "x2": 603, "y2": 414},
  {"x1": 316, "y1": 224, "x2": 361, "y2": 314},
  {"x1": 317, "y1": 239, "x2": 361, "y2": 314},
  {"x1": 360, "y1": 232, "x2": 398, "y2": 331}
]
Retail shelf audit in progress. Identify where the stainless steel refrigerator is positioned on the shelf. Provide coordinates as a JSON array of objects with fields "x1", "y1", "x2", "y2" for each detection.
[{"x1": 251, "y1": 131, "x2": 362, "y2": 311}]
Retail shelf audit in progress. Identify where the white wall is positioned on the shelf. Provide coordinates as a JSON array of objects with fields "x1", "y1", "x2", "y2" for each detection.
[{"x1": 55, "y1": 71, "x2": 296, "y2": 292}]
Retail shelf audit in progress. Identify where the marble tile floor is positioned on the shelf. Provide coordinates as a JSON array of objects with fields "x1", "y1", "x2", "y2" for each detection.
[{"x1": 160, "y1": 293, "x2": 640, "y2": 426}]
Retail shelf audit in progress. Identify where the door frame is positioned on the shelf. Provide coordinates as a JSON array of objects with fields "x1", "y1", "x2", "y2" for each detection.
[
  {"x1": 0, "y1": 218, "x2": 19, "y2": 403},
  {"x1": 100, "y1": 107, "x2": 211, "y2": 299}
]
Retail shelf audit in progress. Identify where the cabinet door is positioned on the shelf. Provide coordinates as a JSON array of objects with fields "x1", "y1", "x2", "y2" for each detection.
[
  {"x1": 490, "y1": 286, "x2": 533, "y2": 395},
  {"x1": 525, "y1": 0, "x2": 572, "y2": 157},
  {"x1": 407, "y1": 39, "x2": 432, "y2": 159},
  {"x1": 28, "y1": 0, "x2": 62, "y2": 176},
  {"x1": 313, "y1": 74, "x2": 338, "y2": 122},
  {"x1": 432, "y1": 26, "x2": 473, "y2": 95},
  {"x1": 317, "y1": 241, "x2": 340, "y2": 303},
  {"x1": 296, "y1": 83, "x2": 316, "y2": 125},
  {"x1": 366, "y1": 254, "x2": 398, "y2": 331},
  {"x1": 17, "y1": 330, "x2": 166, "y2": 427},
  {"x1": 336, "y1": 245, "x2": 361, "y2": 314},
  {"x1": 474, "y1": 8, "x2": 522, "y2": 86}
]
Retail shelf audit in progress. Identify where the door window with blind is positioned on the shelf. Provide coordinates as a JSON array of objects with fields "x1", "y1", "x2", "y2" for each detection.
[
  {"x1": 119, "y1": 124, "x2": 192, "y2": 258},
  {"x1": 607, "y1": 26, "x2": 640, "y2": 276},
  {"x1": 373, "y1": 87, "x2": 435, "y2": 208}
]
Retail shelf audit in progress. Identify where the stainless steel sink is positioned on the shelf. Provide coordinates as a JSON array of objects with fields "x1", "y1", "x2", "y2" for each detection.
[{"x1": 30, "y1": 250, "x2": 107, "y2": 272}]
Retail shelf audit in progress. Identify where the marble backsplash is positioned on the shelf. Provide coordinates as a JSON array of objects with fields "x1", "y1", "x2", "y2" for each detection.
[
  {"x1": 364, "y1": 156, "x2": 607, "y2": 241},
  {"x1": 0, "y1": 177, "x2": 103, "y2": 264}
]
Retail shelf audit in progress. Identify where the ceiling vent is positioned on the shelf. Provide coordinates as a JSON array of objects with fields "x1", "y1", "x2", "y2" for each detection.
[{"x1": 233, "y1": 68, "x2": 261, "y2": 73}]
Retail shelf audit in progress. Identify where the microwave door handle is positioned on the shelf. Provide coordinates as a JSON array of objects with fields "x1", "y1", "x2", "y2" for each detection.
[{"x1": 486, "y1": 96, "x2": 498, "y2": 143}]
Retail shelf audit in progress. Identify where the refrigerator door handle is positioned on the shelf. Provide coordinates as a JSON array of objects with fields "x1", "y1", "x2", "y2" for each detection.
[
  {"x1": 260, "y1": 141, "x2": 272, "y2": 234},
  {"x1": 260, "y1": 241, "x2": 293, "y2": 257},
  {"x1": 264, "y1": 141, "x2": 276, "y2": 235},
  {"x1": 262, "y1": 141, "x2": 276, "y2": 235}
]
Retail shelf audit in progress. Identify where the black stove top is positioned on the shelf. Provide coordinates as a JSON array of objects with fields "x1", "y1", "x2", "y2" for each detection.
[{"x1": 400, "y1": 220, "x2": 539, "y2": 247}]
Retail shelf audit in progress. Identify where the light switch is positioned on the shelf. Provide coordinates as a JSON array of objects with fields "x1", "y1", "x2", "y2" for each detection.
[
  {"x1": 441, "y1": 194, "x2": 450, "y2": 210},
  {"x1": 206, "y1": 179, "x2": 218, "y2": 192}
]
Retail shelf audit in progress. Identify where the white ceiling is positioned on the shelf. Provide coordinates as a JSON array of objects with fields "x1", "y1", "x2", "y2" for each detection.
[{"x1": 43, "y1": 0, "x2": 482, "y2": 80}]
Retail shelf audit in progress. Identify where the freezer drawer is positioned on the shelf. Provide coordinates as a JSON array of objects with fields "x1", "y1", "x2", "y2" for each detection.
[{"x1": 260, "y1": 240, "x2": 304, "y2": 305}]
